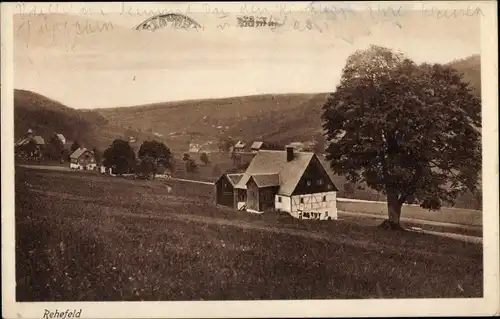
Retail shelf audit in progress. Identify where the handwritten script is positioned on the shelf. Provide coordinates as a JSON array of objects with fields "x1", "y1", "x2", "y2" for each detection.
[{"x1": 15, "y1": 3, "x2": 485, "y2": 51}]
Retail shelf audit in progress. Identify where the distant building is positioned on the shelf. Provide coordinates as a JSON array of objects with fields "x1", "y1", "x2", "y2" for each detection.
[
  {"x1": 233, "y1": 140, "x2": 246, "y2": 153},
  {"x1": 216, "y1": 147, "x2": 339, "y2": 220},
  {"x1": 250, "y1": 141, "x2": 264, "y2": 153},
  {"x1": 286, "y1": 142, "x2": 305, "y2": 152},
  {"x1": 56, "y1": 133, "x2": 66, "y2": 145},
  {"x1": 15, "y1": 129, "x2": 45, "y2": 159},
  {"x1": 189, "y1": 143, "x2": 202, "y2": 153},
  {"x1": 16, "y1": 130, "x2": 45, "y2": 148},
  {"x1": 69, "y1": 148, "x2": 97, "y2": 171}
]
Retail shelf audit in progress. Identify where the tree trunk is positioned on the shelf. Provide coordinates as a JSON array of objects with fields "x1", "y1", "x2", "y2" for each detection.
[{"x1": 380, "y1": 191, "x2": 404, "y2": 230}]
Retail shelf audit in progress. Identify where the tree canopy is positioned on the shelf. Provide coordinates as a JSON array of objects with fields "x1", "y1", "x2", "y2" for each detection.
[
  {"x1": 46, "y1": 134, "x2": 64, "y2": 161},
  {"x1": 200, "y1": 152, "x2": 209, "y2": 165},
  {"x1": 322, "y1": 45, "x2": 481, "y2": 229},
  {"x1": 218, "y1": 138, "x2": 234, "y2": 153},
  {"x1": 185, "y1": 158, "x2": 198, "y2": 174},
  {"x1": 138, "y1": 140, "x2": 173, "y2": 169},
  {"x1": 103, "y1": 139, "x2": 136, "y2": 175},
  {"x1": 70, "y1": 141, "x2": 81, "y2": 153}
]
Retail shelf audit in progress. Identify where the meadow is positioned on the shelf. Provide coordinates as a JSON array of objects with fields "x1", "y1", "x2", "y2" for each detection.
[{"x1": 15, "y1": 167, "x2": 482, "y2": 301}]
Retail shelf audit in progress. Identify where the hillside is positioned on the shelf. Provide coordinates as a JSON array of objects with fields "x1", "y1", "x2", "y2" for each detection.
[
  {"x1": 14, "y1": 53, "x2": 480, "y2": 152},
  {"x1": 14, "y1": 89, "x2": 108, "y2": 148},
  {"x1": 95, "y1": 54, "x2": 481, "y2": 151},
  {"x1": 446, "y1": 54, "x2": 481, "y2": 97},
  {"x1": 96, "y1": 93, "x2": 330, "y2": 151}
]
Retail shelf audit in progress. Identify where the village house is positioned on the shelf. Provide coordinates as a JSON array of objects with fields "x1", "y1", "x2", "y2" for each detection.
[
  {"x1": 233, "y1": 140, "x2": 246, "y2": 153},
  {"x1": 215, "y1": 146, "x2": 339, "y2": 220},
  {"x1": 69, "y1": 148, "x2": 97, "y2": 170},
  {"x1": 250, "y1": 141, "x2": 264, "y2": 153},
  {"x1": 15, "y1": 128, "x2": 46, "y2": 159}
]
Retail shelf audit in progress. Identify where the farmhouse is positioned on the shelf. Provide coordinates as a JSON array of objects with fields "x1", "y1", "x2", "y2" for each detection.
[
  {"x1": 69, "y1": 148, "x2": 97, "y2": 170},
  {"x1": 216, "y1": 147, "x2": 339, "y2": 220}
]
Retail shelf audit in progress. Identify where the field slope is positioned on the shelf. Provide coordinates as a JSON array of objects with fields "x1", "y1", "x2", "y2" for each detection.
[{"x1": 16, "y1": 167, "x2": 482, "y2": 301}]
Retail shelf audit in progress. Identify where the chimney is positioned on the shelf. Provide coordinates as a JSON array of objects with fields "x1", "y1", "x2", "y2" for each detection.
[{"x1": 286, "y1": 146, "x2": 294, "y2": 162}]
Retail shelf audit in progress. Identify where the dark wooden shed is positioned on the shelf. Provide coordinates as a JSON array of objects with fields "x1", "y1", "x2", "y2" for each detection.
[{"x1": 215, "y1": 173, "x2": 244, "y2": 208}]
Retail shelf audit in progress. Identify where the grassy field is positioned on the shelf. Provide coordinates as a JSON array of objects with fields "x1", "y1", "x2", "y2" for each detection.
[{"x1": 15, "y1": 167, "x2": 482, "y2": 301}]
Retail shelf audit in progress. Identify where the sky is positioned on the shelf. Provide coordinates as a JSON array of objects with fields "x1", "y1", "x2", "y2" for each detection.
[{"x1": 12, "y1": 2, "x2": 482, "y2": 109}]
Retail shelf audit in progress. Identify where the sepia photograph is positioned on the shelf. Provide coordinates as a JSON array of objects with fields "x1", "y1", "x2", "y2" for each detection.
[{"x1": 2, "y1": 1, "x2": 499, "y2": 318}]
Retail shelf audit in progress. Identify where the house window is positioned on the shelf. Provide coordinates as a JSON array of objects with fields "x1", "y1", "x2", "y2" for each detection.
[
  {"x1": 307, "y1": 180, "x2": 311, "y2": 186},
  {"x1": 278, "y1": 196, "x2": 282, "y2": 203},
  {"x1": 300, "y1": 198, "x2": 304, "y2": 204},
  {"x1": 318, "y1": 179, "x2": 323, "y2": 185},
  {"x1": 322, "y1": 196, "x2": 326, "y2": 202}
]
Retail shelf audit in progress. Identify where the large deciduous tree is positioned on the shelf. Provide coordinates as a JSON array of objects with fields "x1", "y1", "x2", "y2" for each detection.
[
  {"x1": 70, "y1": 141, "x2": 81, "y2": 153},
  {"x1": 200, "y1": 152, "x2": 210, "y2": 165},
  {"x1": 46, "y1": 134, "x2": 64, "y2": 161},
  {"x1": 103, "y1": 139, "x2": 136, "y2": 175},
  {"x1": 138, "y1": 140, "x2": 173, "y2": 170},
  {"x1": 322, "y1": 45, "x2": 481, "y2": 229}
]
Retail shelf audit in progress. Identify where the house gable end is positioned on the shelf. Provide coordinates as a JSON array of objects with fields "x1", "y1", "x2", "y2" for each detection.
[{"x1": 291, "y1": 155, "x2": 338, "y2": 196}]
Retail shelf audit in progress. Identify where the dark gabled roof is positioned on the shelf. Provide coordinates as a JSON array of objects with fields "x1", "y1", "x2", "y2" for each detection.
[
  {"x1": 249, "y1": 173, "x2": 280, "y2": 188},
  {"x1": 216, "y1": 173, "x2": 244, "y2": 187},
  {"x1": 226, "y1": 173, "x2": 244, "y2": 186},
  {"x1": 235, "y1": 150, "x2": 322, "y2": 196},
  {"x1": 251, "y1": 141, "x2": 264, "y2": 149},
  {"x1": 70, "y1": 148, "x2": 92, "y2": 159},
  {"x1": 16, "y1": 137, "x2": 31, "y2": 146},
  {"x1": 234, "y1": 141, "x2": 246, "y2": 148},
  {"x1": 32, "y1": 136, "x2": 45, "y2": 145},
  {"x1": 16, "y1": 135, "x2": 45, "y2": 146}
]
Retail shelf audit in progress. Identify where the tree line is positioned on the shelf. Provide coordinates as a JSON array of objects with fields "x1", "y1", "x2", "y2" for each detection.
[{"x1": 101, "y1": 139, "x2": 215, "y2": 179}]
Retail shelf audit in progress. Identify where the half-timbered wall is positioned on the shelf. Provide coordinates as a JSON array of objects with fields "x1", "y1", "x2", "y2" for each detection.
[{"x1": 290, "y1": 191, "x2": 337, "y2": 220}]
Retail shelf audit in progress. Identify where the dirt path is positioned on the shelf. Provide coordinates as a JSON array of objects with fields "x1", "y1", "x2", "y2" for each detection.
[
  {"x1": 338, "y1": 211, "x2": 482, "y2": 233},
  {"x1": 169, "y1": 177, "x2": 214, "y2": 185}
]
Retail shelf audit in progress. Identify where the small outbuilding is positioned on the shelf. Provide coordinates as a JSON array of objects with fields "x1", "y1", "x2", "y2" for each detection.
[{"x1": 214, "y1": 173, "x2": 244, "y2": 208}]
